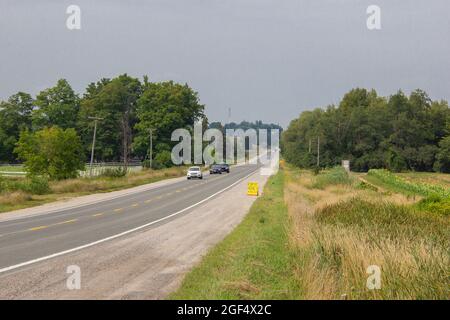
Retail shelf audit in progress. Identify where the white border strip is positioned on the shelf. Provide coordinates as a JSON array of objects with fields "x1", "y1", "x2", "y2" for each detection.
[{"x1": 0, "y1": 168, "x2": 259, "y2": 274}]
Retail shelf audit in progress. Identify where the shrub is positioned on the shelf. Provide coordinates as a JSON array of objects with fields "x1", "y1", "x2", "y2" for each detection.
[
  {"x1": 100, "y1": 167, "x2": 127, "y2": 178},
  {"x1": 312, "y1": 166, "x2": 352, "y2": 189},
  {"x1": 154, "y1": 150, "x2": 173, "y2": 168},
  {"x1": 22, "y1": 176, "x2": 50, "y2": 195},
  {"x1": 15, "y1": 127, "x2": 85, "y2": 180},
  {"x1": 0, "y1": 176, "x2": 50, "y2": 195}
]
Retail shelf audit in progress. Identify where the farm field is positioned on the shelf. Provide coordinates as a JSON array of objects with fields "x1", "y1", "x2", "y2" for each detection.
[{"x1": 397, "y1": 172, "x2": 450, "y2": 189}]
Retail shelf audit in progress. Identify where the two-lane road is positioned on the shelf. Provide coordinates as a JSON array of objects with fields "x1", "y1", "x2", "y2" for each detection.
[{"x1": 0, "y1": 164, "x2": 259, "y2": 273}]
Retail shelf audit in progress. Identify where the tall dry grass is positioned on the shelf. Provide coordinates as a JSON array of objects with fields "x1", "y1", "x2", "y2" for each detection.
[{"x1": 284, "y1": 166, "x2": 449, "y2": 300}]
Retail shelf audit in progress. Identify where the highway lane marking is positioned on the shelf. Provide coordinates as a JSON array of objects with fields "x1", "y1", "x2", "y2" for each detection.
[
  {"x1": 29, "y1": 226, "x2": 48, "y2": 231},
  {"x1": 92, "y1": 213, "x2": 104, "y2": 217},
  {"x1": 28, "y1": 218, "x2": 79, "y2": 231},
  {"x1": 114, "y1": 208, "x2": 124, "y2": 213},
  {"x1": 131, "y1": 203, "x2": 139, "y2": 207},
  {"x1": 144, "y1": 199, "x2": 153, "y2": 203},
  {"x1": 54, "y1": 219, "x2": 78, "y2": 225},
  {"x1": 0, "y1": 167, "x2": 259, "y2": 274},
  {"x1": 156, "y1": 195, "x2": 163, "y2": 200}
]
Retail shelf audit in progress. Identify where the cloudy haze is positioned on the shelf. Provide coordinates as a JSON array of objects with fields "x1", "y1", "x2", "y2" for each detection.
[{"x1": 0, "y1": 0, "x2": 449, "y2": 126}]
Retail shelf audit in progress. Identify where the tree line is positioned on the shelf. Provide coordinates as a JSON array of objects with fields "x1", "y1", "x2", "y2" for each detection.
[
  {"x1": 0, "y1": 75, "x2": 206, "y2": 173},
  {"x1": 282, "y1": 88, "x2": 450, "y2": 173}
]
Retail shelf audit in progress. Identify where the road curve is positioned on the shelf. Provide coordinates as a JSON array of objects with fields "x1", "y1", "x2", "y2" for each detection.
[{"x1": 0, "y1": 164, "x2": 259, "y2": 273}]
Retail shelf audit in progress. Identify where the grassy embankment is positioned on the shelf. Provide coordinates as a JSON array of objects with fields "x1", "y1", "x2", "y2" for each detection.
[
  {"x1": 172, "y1": 165, "x2": 449, "y2": 300},
  {"x1": 0, "y1": 167, "x2": 186, "y2": 213}
]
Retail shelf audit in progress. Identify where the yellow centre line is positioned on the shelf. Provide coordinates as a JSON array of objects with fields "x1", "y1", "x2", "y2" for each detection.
[
  {"x1": 93, "y1": 213, "x2": 104, "y2": 217},
  {"x1": 144, "y1": 199, "x2": 153, "y2": 204},
  {"x1": 156, "y1": 196, "x2": 163, "y2": 200},
  {"x1": 29, "y1": 225, "x2": 48, "y2": 231},
  {"x1": 131, "y1": 203, "x2": 139, "y2": 207},
  {"x1": 54, "y1": 219, "x2": 78, "y2": 225},
  {"x1": 114, "y1": 208, "x2": 124, "y2": 213}
]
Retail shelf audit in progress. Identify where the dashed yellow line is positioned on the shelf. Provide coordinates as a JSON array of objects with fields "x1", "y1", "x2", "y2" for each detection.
[
  {"x1": 29, "y1": 225, "x2": 48, "y2": 231},
  {"x1": 55, "y1": 219, "x2": 78, "y2": 225},
  {"x1": 145, "y1": 199, "x2": 153, "y2": 204},
  {"x1": 131, "y1": 203, "x2": 139, "y2": 208},
  {"x1": 29, "y1": 218, "x2": 79, "y2": 231},
  {"x1": 92, "y1": 213, "x2": 104, "y2": 217},
  {"x1": 156, "y1": 196, "x2": 163, "y2": 200},
  {"x1": 114, "y1": 208, "x2": 124, "y2": 213},
  {"x1": 176, "y1": 190, "x2": 182, "y2": 193}
]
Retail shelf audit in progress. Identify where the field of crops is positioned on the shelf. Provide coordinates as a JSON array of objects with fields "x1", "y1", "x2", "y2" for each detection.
[{"x1": 367, "y1": 169, "x2": 450, "y2": 198}]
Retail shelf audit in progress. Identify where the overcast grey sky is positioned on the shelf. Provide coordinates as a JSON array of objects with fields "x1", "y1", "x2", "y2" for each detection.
[{"x1": 1, "y1": 0, "x2": 449, "y2": 127}]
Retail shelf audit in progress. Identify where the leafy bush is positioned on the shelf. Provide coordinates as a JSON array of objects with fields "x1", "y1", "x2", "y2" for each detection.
[
  {"x1": 20, "y1": 176, "x2": 50, "y2": 195},
  {"x1": 154, "y1": 150, "x2": 173, "y2": 168},
  {"x1": 0, "y1": 176, "x2": 50, "y2": 195},
  {"x1": 312, "y1": 166, "x2": 352, "y2": 189},
  {"x1": 15, "y1": 127, "x2": 85, "y2": 180}
]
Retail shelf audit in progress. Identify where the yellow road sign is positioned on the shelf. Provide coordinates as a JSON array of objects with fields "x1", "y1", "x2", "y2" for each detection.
[{"x1": 247, "y1": 182, "x2": 259, "y2": 196}]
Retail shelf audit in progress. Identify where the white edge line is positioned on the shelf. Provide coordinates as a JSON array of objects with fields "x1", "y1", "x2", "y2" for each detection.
[{"x1": 0, "y1": 168, "x2": 259, "y2": 274}]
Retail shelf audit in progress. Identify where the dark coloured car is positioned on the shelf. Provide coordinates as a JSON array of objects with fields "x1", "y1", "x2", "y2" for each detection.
[
  {"x1": 210, "y1": 164, "x2": 222, "y2": 174},
  {"x1": 219, "y1": 163, "x2": 230, "y2": 173}
]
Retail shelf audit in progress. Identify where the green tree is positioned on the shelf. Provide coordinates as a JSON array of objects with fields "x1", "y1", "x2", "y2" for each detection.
[
  {"x1": 434, "y1": 115, "x2": 450, "y2": 173},
  {"x1": 78, "y1": 75, "x2": 142, "y2": 163},
  {"x1": 15, "y1": 127, "x2": 85, "y2": 180},
  {"x1": 32, "y1": 79, "x2": 80, "y2": 130},
  {"x1": 134, "y1": 81, "x2": 205, "y2": 163},
  {"x1": 0, "y1": 92, "x2": 34, "y2": 162},
  {"x1": 435, "y1": 136, "x2": 450, "y2": 173},
  {"x1": 282, "y1": 88, "x2": 449, "y2": 172}
]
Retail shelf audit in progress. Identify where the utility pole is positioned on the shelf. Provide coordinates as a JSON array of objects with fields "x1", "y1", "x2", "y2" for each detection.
[
  {"x1": 317, "y1": 136, "x2": 320, "y2": 167},
  {"x1": 148, "y1": 128, "x2": 154, "y2": 169},
  {"x1": 88, "y1": 117, "x2": 104, "y2": 177}
]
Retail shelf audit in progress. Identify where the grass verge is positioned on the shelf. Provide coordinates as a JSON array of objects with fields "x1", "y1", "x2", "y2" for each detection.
[{"x1": 170, "y1": 170, "x2": 303, "y2": 299}]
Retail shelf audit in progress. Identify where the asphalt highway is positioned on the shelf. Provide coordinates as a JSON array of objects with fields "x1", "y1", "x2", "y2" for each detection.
[{"x1": 0, "y1": 164, "x2": 259, "y2": 272}]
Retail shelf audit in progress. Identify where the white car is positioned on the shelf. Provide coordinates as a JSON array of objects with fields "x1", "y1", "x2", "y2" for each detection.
[{"x1": 187, "y1": 166, "x2": 203, "y2": 179}]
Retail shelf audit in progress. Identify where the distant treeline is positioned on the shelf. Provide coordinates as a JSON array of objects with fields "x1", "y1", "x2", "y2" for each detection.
[
  {"x1": 209, "y1": 121, "x2": 283, "y2": 153},
  {"x1": 209, "y1": 120, "x2": 283, "y2": 132},
  {"x1": 0, "y1": 75, "x2": 205, "y2": 168},
  {"x1": 282, "y1": 88, "x2": 450, "y2": 173}
]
